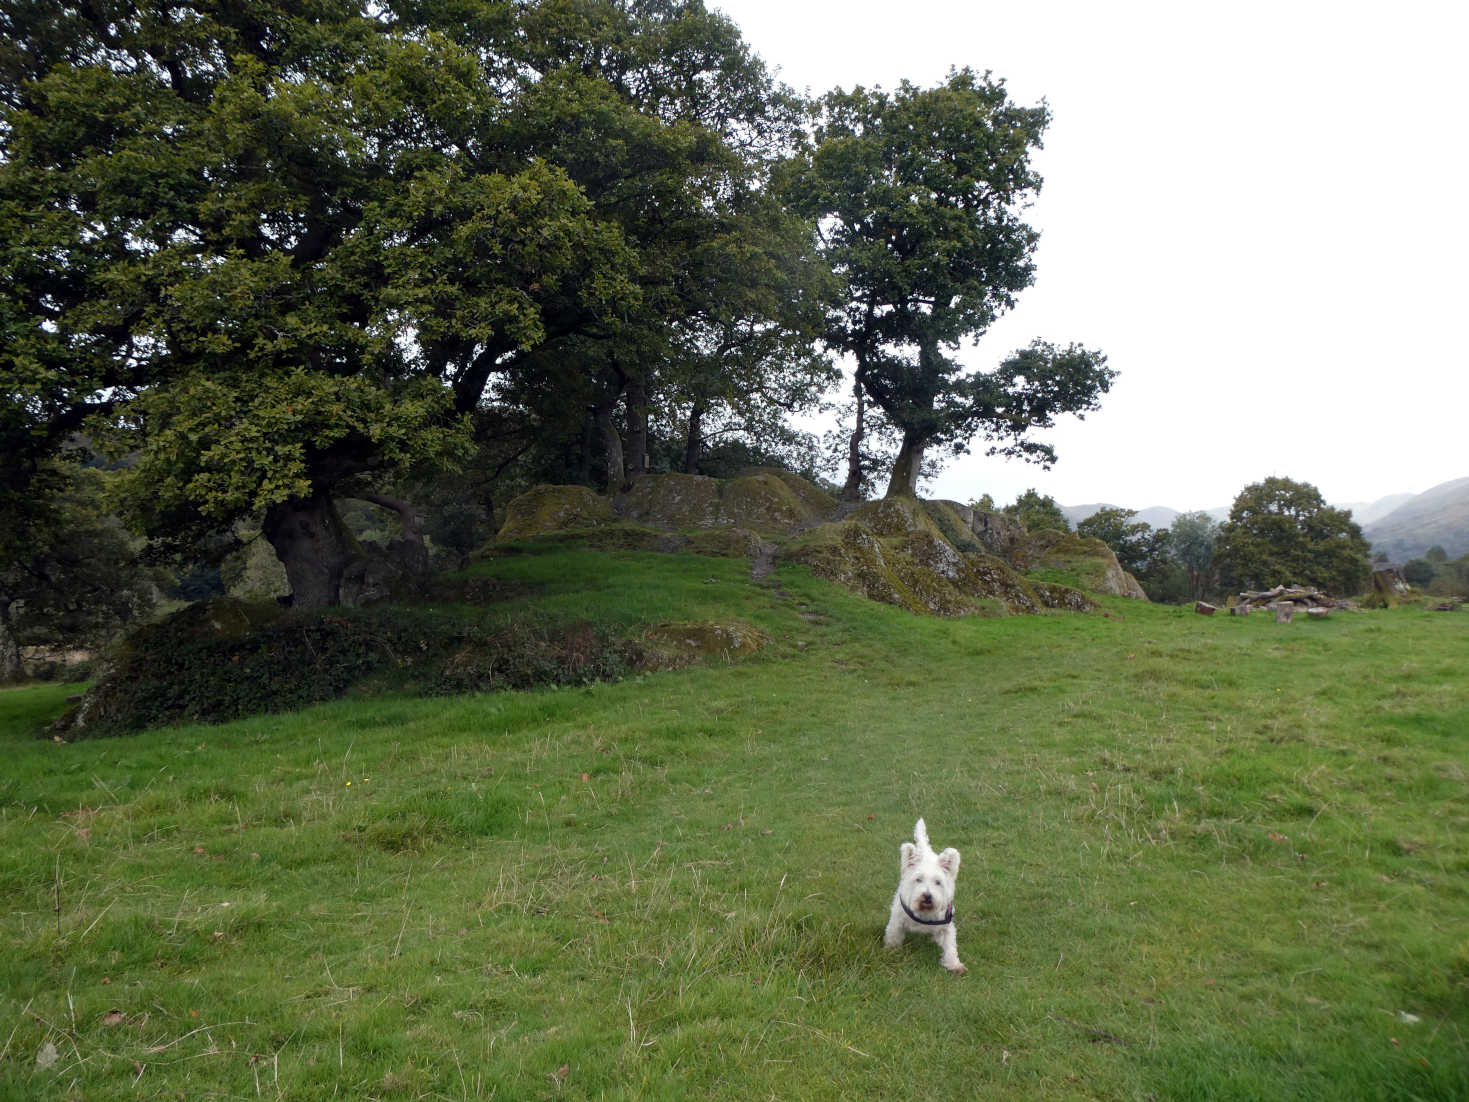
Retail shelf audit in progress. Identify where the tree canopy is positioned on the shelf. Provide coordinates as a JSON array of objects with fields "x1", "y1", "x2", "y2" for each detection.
[
  {"x1": 2, "y1": 0, "x2": 827, "y2": 606},
  {"x1": 1214, "y1": 477, "x2": 1371, "y2": 596},
  {"x1": 789, "y1": 69, "x2": 1114, "y2": 497}
]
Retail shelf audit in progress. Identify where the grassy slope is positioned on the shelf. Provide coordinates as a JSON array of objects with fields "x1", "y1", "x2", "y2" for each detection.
[{"x1": 1, "y1": 548, "x2": 1466, "y2": 1100}]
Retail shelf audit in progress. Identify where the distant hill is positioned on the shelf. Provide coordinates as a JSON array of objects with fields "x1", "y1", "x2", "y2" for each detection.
[
  {"x1": 1362, "y1": 477, "x2": 1469, "y2": 561},
  {"x1": 1064, "y1": 492, "x2": 1426, "y2": 536},
  {"x1": 1336, "y1": 493, "x2": 1416, "y2": 526}
]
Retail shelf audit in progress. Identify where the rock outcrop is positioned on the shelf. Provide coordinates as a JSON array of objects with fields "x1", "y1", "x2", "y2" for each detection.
[{"x1": 492, "y1": 471, "x2": 1145, "y2": 619}]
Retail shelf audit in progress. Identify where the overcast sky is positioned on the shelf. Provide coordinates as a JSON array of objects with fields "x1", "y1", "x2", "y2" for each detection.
[{"x1": 712, "y1": 0, "x2": 1468, "y2": 513}]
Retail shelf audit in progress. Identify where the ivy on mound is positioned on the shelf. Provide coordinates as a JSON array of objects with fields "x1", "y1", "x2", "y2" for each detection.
[{"x1": 46, "y1": 597, "x2": 763, "y2": 739}]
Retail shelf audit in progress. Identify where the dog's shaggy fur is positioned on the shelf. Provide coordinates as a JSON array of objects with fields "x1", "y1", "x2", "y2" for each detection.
[{"x1": 884, "y1": 818, "x2": 965, "y2": 974}]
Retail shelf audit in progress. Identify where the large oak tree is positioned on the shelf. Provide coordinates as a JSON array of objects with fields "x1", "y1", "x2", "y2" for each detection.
[
  {"x1": 2, "y1": 1, "x2": 815, "y2": 605},
  {"x1": 790, "y1": 69, "x2": 1114, "y2": 497}
]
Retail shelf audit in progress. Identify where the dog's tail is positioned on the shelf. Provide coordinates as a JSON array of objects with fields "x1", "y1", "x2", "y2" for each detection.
[{"x1": 913, "y1": 818, "x2": 930, "y2": 851}]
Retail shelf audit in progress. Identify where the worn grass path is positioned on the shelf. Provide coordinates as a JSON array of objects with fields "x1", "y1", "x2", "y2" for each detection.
[{"x1": 2, "y1": 549, "x2": 1466, "y2": 1099}]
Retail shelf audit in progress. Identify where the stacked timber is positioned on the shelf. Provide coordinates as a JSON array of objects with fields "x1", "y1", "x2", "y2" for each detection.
[{"x1": 1230, "y1": 584, "x2": 1345, "y2": 621}]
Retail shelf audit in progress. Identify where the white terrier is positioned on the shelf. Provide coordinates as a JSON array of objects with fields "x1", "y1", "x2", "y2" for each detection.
[{"x1": 884, "y1": 818, "x2": 965, "y2": 974}]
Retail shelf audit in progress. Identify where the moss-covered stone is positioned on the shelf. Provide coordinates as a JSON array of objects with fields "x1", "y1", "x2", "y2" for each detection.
[
  {"x1": 786, "y1": 522, "x2": 924, "y2": 612},
  {"x1": 719, "y1": 471, "x2": 816, "y2": 534},
  {"x1": 922, "y1": 500, "x2": 985, "y2": 554},
  {"x1": 618, "y1": 473, "x2": 722, "y2": 530},
  {"x1": 1023, "y1": 529, "x2": 1146, "y2": 599},
  {"x1": 788, "y1": 522, "x2": 986, "y2": 617},
  {"x1": 136, "y1": 596, "x2": 287, "y2": 643},
  {"x1": 1031, "y1": 581, "x2": 1097, "y2": 612},
  {"x1": 951, "y1": 553, "x2": 1042, "y2": 614},
  {"x1": 684, "y1": 526, "x2": 764, "y2": 559},
  {"x1": 850, "y1": 497, "x2": 946, "y2": 540},
  {"x1": 496, "y1": 484, "x2": 616, "y2": 542},
  {"x1": 742, "y1": 467, "x2": 840, "y2": 518},
  {"x1": 897, "y1": 530, "x2": 966, "y2": 580}
]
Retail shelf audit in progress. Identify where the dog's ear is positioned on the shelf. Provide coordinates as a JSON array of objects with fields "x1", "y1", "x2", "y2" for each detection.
[
  {"x1": 900, "y1": 841, "x2": 918, "y2": 870},
  {"x1": 937, "y1": 847, "x2": 961, "y2": 879}
]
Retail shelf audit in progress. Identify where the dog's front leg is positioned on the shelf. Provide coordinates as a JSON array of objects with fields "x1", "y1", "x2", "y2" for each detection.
[
  {"x1": 935, "y1": 924, "x2": 966, "y2": 974},
  {"x1": 883, "y1": 901, "x2": 907, "y2": 949}
]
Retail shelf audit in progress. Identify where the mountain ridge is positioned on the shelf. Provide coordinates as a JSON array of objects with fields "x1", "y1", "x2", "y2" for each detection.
[{"x1": 1062, "y1": 482, "x2": 1469, "y2": 561}]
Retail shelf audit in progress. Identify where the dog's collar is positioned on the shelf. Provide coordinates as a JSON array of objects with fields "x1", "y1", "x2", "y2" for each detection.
[{"x1": 900, "y1": 898, "x2": 954, "y2": 926}]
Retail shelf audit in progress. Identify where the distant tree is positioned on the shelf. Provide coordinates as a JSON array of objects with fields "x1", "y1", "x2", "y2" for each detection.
[
  {"x1": 1401, "y1": 558, "x2": 1436, "y2": 587},
  {"x1": 1214, "y1": 477, "x2": 1372, "y2": 595},
  {"x1": 1169, "y1": 511, "x2": 1219, "y2": 600},
  {"x1": 789, "y1": 70, "x2": 1114, "y2": 497},
  {"x1": 1425, "y1": 545, "x2": 1449, "y2": 564},
  {"x1": 968, "y1": 494, "x2": 998, "y2": 513},
  {"x1": 1078, "y1": 508, "x2": 1164, "y2": 576},
  {"x1": 0, "y1": 462, "x2": 158, "y2": 683},
  {"x1": 1004, "y1": 489, "x2": 1069, "y2": 533}
]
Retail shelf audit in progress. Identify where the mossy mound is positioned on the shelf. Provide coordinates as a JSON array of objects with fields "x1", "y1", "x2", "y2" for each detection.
[
  {"x1": 718, "y1": 471, "x2": 818, "y2": 534},
  {"x1": 684, "y1": 526, "x2": 765, "y2": 559},
  {"x1": 741, "y1": 467, "x2": 839, "y2": 518},
  {"x1": 850, "y1": 497, "x2": 946, "y2": 540},
  {"x1": 131, "y1": 596, "x2": 288, "y2": 643},
  {"x1": 788, "y1": 522, "x2": 1035, "y2": 617},
  {"x1": 618, "y1": 473, "x2": 722, "y2": 530},
  {"x1": 615, "y1": 472, "x2": 823, "y2": 536},
  {"x1": 496, "y1": 484, "x2": 616, "y2": 542},
  {"x1": 952, "y1": 554, "x2": 1043, "y2": 614},
  {"x1": 1031, "y1": 580, "x2": 1097, "y2": 612},
  {"x1": 641, "y1": 620, "x2": 768, "y2": 668},
  {"x1": 922, "y1": 500, "x2": 986, "y2": 554},
  {"x1": 1023, "y1": 529, "x2": 1147, "y2": 599}
]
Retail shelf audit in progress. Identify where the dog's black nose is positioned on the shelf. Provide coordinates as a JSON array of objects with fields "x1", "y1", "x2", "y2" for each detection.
[{"x1": 919, "y1": 893, "x2": 934, "y2": 908}]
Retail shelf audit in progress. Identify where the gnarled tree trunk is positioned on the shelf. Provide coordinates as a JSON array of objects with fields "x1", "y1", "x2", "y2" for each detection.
[
  {"x1": 624, "y1": 375, "x2": 649, "y2": 485},
  {"x1": 842, "y1": 375, "x2": 865, "y2": 502},
  {"x1": 593, "y1": 400, "x2": 625, "y2": 494},
  {"x1": 683, "y1": 398, "x2": 706, "y2": 474},
  {"x1": 262, "y1": 492, "x2": 354, "y2": 608},
  {"x1": 0, "y1": 598, "x2": 21, "y2": 684},
  {"x1": 884, "y1": 428, "x2": 925, "y2": 499}
]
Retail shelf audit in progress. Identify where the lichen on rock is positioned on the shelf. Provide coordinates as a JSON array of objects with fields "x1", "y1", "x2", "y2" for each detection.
[
  {"x1": 496, "y1": 484, "x2": 617, "y2": 542},
  {"x1": 1022, "y1": 529, "x2": 1146, "y2": 599}
]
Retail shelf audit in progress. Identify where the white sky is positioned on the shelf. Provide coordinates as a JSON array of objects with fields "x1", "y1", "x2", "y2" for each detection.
[{"x1": 713, "y1": 0, "x2": 1469, "y2": 512}]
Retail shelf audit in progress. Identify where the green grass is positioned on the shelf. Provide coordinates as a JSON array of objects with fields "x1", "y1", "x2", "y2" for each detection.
[{"x1": 2, "y1": 548, "x2": 1466, "y2": 1099}]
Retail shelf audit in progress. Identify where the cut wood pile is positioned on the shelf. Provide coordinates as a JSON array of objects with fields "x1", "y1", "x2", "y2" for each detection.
[{"x1": 1229, "y1": 585, "x2": 1349, "y2": 620}]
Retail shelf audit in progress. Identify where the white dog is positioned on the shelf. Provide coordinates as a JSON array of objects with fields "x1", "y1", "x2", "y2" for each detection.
[{"x1": 884, "y1": 818, "x2": 965, "y2": 974}]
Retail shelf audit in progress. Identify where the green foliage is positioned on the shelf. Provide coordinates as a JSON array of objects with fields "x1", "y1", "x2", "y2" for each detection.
[
  {"x1": 2, "y1": 0, "x2": 819, "y2": 605},
  {"x1": 1077, "y1": 507, "x2": 1161, "y2": 574},
  {"x1": 0, "y1": 461, "x2": 160, "y2": 681},
  {"x1": 1215, "y1": 477, "x2": 1373, "y2": 596},
  {"x1": 790, "y1": 70, "x2": 1113, "y2": 495},
  {"x1": 1003, "y1": 488, "x2": 1070, "y2": 533},
  {"x1": 1402, "y1": 558, "x2": 1436, "y2": 587}
]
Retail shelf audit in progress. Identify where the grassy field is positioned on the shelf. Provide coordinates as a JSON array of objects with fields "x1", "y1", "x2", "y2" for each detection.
[{"x1": 2, "y1": 547, "x2": 1466, "y2": 1100}]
